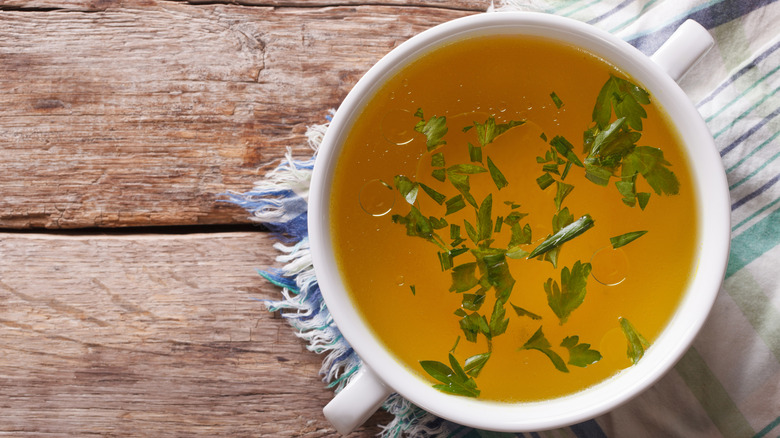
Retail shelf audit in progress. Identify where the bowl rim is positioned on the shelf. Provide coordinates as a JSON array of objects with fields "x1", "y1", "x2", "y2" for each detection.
[{"x1": 308, "y1": 11, "x2": 730, "y2": 432}]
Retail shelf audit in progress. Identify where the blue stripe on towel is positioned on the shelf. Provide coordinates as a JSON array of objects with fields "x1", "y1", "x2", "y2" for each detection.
[
  {"x1": 570, "y1": 419, "x2": 608, "y2": 438},
  {"x1": 731, "y1": 173, "x2": 780, "y2": 211},
  {"x1": 699, "y1": 39, "x2": 780, "y2": 108},
  {"x1": 721, "y1": 107, "x2": 780, "y2": 157},
  {"x1": 627, "y1": 0, "x2": 776, "y2": 54}
]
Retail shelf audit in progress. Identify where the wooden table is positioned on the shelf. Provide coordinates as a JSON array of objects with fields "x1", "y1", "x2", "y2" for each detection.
[{"x1": 0, "y1": 1, "x2": 490, "y2": 435}]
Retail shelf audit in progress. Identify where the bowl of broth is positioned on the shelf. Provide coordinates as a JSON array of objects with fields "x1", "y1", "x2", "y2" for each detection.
[{"x1": 308, "y1": 11, "x2": 730, "y2": 433}]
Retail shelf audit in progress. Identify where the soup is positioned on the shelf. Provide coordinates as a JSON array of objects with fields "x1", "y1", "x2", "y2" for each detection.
[{"x1": 330, "y1": 35, "x2": 697, "y2": 402}]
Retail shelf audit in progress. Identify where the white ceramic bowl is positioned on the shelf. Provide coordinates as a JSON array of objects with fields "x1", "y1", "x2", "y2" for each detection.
[{"x1": 308, "y1": 11, "x2": 730, "y2": 434}]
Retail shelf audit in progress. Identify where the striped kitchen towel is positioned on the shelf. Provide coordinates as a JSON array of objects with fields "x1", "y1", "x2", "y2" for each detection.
[{"x1": 229, "y1": 0, "x2": 780, "y2": 436}]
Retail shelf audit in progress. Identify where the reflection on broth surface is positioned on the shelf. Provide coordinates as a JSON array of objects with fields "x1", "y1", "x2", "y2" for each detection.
[{"x1": 331, "y1": 35, "x2": 698, "y2": 401}]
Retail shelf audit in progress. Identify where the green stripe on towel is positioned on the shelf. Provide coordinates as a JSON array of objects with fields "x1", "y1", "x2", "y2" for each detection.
[
  {"x1": 676, "y1": 347, "x2": 755, "y2": 437},
  {"x1": 727, "y1": 206, "x2": 780, "y2": 277},
  {"x1": 724, "y1": 270, "x2": 780, "y2": 362},
  {"x1": 754, "y1": 415, "x2": 780, "y2": 438}
]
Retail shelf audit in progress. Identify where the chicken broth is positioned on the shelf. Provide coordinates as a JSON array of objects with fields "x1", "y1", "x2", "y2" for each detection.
[{"x1": 330, "y1": 35, "x2": 698, "y2": 401}]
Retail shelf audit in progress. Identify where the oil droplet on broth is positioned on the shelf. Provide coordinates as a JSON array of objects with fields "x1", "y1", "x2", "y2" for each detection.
[
  {"x1": 359, "y1": 179, "x2": 395, "y2": 217},
  {"x1": 590, "y1": 246, "x2": 629, "y2": 286},
  {"x1": 381, "y1": 109, "x2": 418, "y2": 145},
  {"x1": 395, "y1": 275, "x2": 405, "y2": 286}
]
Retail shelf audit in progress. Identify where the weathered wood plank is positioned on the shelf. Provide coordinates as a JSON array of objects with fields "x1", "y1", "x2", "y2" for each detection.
[
  {"x1": 0, "y1": 2, "x2": 486, "y2": 228},
  {"x1": 1, "y1": 0, "x2": 489, "y2": 12},
  {"x1": 0, "y1": 232, "x2": 390, "y2": 436}
]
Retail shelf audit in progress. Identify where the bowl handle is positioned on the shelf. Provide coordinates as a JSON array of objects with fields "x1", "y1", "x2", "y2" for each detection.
[
  {"x1": 323, "y1": 365, "x2": 392, "y2": 434},
  {"x1": 650, "y1": 19, "x2": 714, "y2": 82}
]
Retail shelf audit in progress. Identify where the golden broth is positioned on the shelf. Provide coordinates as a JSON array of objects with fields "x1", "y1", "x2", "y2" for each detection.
[{"x1": 330, "y1": 35, "x2": 698, "y2": 401}]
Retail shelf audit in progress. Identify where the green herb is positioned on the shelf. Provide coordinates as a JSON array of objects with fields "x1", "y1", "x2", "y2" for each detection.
[
  {"x1": 637, "y1": 192, "x2": 651, "y2": 210},
  {"x1": 543, "y1": 163, "x2": 560, "y2": 175},
  {"x1": 438, "y1": 251, "x2": 453, "y2": 271},
  {"x1": 592, "y1": 75, "x2": 650, "y2": 131},
  {"x1": 469, "y1": 143, "x2": 483, "y2": 163},
  {"x1": 616, "y1": 179, "x2": 638, "y2": 207},
  {"x1": 449, "y1": 171, "x2": 476, "y2": 207},
  {"x1": 478, "y1": 250, "x2": 515, "y2": 302},
  {"x1": 550, "y1": 136, "x2": 583, "y2": 167},
  {"x1": 450, "y1": 262, "x2": 479, "y2": 292},
  {"x1": 393, "y1": 85, "x2": 679, "y2": 397},
  {"x1": 429, "y1": 216, "x2": 448, "y2": 230},
  {"x1": 420, "y1": 183, "x2": 446, "y2": 205},
  {"x1": 494, "y1": 216, "x2": 504, "y2": 233},
  {"x1": 610, "y1": 230, "x2": 648, "y2": 248},
  {"x1": 536, "y1": 149, "x2": 555, "y2": 164},
  {"x1": 464, "y1": 220, "x2": 478, "y2": 245},
  {"x1": 449, "y1": 336, "x2": 461, "y2": 353},
  {"x1": 477, "y1": 194, "x2": 493, "y2": 243},
  {"x1": 504, "y1": 211, "x2": 528, "y2": 226},
  {"x1": 447, "y1": 164, "x2": 486, "y2": 208},
  {"x1": 553, "y1": 181, "x2": 574, "y2": 211},
  {"x1": 470, "y1": 116, "x2": 525, "y2": 146},
  {"x1": 520, "y1": 326, "x2": 568, "y2": 372},
  {"x1": 449, "y1": 247, "x2": 469, "y2": 259},
  {"x1": 420, "y1": 353, "x2": 480, "y2": 397},
  {"x1": 414, "y1": 108, "x2": 448, "y2": 151},
  {"x1": 486, "y1": 156, "x2": 508, "y2": 190},
  {"x1": 582, "y1": 75, "x2": 681, "y2": 208},
  {"x1": 561, "y1": 161, "x2": 573, "y2": 180},
  {"x1": 550, "y1": 92, "x2": 564, "y2": 109},
  {"x1": 459, "y1": 311, "x2": 489, "y2": 343},
  {"x1": 488, "y1": 299, "x2": 510, "y2": 338},
  {"x1": 393, "y1": 175, "x2": 418, "y2": 205},
  {"x1": 431, "y1": 152, "x2": 446, "y2": 167},
  {"x1": 588, "y1": 117, "x2": 628, "y2": 157},
  {"x1": 510, "y1": 303, "x2": 542, "y2": 320},
  {"x1": 445, "y1": 195, "x2": 466, "y2": 216},
  {"x1": 506, "y1": 247, "x2": 530, "y2": 259},
  {"x1": 448, "y1": 164, "x2": 487, "y2": 174},
  {"x1": 584, "y1": 162, "x2": 613, "y2": 186},
  {"x1": 544, "y1": 260, "x2": 592, "y2": 324},
  {"x1": 464, "y1": 352, "x2": 491, "y2": 377},
  {"x1": 536, "y1": 173, "x2": 555, "y2": 190},
  {"x1": 461, "y1": 293, "x2": 486, "y2": 311},
  {"x1": 508, "y1": 222, "x2": 532, "y2": 249},
  {"x1": 528, "y1": 214, "x2": 594, "y2": 259},
  {"x1": 392, "y1": 206, "x2": 442, "y2": 246},
  {"x1": 539, "y1": 208, "x2": 574, "y2": 268},
  {"x1": 560, "y1": 335, "x2": 602, "y2": 367},
  {"x1": 623, "y1": 146, "x2": 680, "y2": 196},
  {"x1": 619, "y1": 317, "x2": 649, "y2": 364},
  {"x1": 450, "y1": 224, "x2": 461, "y2": 240}
]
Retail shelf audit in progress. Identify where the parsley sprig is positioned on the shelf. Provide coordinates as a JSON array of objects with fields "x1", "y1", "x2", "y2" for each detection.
[
  {"x1": 386, "y1": 73, "x2": 679, "y2": 398},
  {"x1": 420, "y1": 353, "x2": 481, "y2": 397},
  {"x1": 583, "y1": 75, "x2": 680, "y2": 208},
  {"x1": 544, "y1": 261, "x2": 592, "y2": 325},
  {"x1": 619, "y1": 317, "x2": 650, "y2": 364}
]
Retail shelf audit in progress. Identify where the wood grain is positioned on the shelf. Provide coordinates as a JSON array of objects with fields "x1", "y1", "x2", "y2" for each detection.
[
  {"x1": 0, "y1": 2, "x2": 487, "y2": 229},
  {"x1": 1, "y1": 0, "x2": 489, "y2": 12},
  {"x1": 0, "y1": 3, "x2": 493, "y2": 433},
  {"x1": 0, "y1": 232, "x2": 391, "y2": 436}
]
